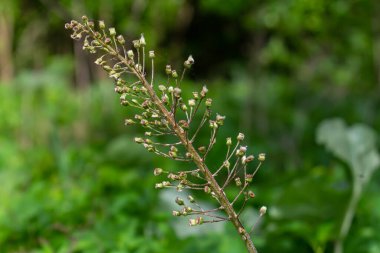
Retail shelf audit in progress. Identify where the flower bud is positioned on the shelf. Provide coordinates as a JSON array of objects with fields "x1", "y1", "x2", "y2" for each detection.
[
  {"x1": 245, "y1": 174, "x2": 253, "y2": 183},
  {"x1": 187, "y1": 195, "x2": 195, "y2": 203},
  {"x1": 165, "y1": 65, "x2": 172, "y2": 75},
  {"x1": 181, "y1": 104, "x2": 188, "y2": 111},
  {"x1": 149, "y1": 50, "x2": 155, "y2": 58},
  {"x1": 258, "y1": 153, "x2": 266, "y2": 162},
  {"x1": 99, "y1": 20, "x2": 105, "y2": 29},
  {"x1": 172, "y1": 70, "x2": 178, "y2": 78},
  {"x1": 192, "y1": 92, "x2": 199, "y2": 100},
  {"x1": 172, "y1": 210, "x2": 181, "y2": 216},
  {"x1": 154, "y1": 168, "x2": 163, "y2": 176},
  {"x1": 175, "y1": 197, "x2": 184, "y2": 206},
  {"x1": 158, "y1": 85, "x2": 166, "y2": 91},
  {"x1": 226, "y1": 137, "x2": 232, "y2": 146},
  {"x1": 223, "y1": 160, "x2": 230, "y2": 169},
  {"x1": 236, "y1": 146, "x2": 247, "y2": 156},
  {"x1": 198, "y1": 146, "x2": 206, "y2": 154},
  {"x1": 260, "y1": 206, "x2": 267, "y2": 216},
  {"x1": 184, "y1": 55, "x2": 195, "y2": 69},
  {"x1": 133, "y1": 39, "x2": 140, "y2": 48},
  {"x1": 155, "y1": 183, "x2": 163, "y2": 189},
  {"x1": 124, "y1": 119, "x2": 135, "y2": 125},
  {"x1": 237, "y1": 133, "x2": 245, "y2": 141},
  {"x1": 139, "y1": 34, "x2": 146, "y2": 46},
  {"x1": 201, "y1": 86, "x2": 208, "y2": 97},
  {"x1": 162, "y1": 181, "x2": 171, "y2": 187},
  {"x1": 117, "y1": 35, "x2": 125, "y2": 44},
  {"x1": 188, "y1": 99, "x2": 196, "y2": 107},
  {"x1": 216, "y1": 114, "x2": 225, "y2": 125},
  {"x1": 204, "y1": 185, "x2": 211, "y2": 193},
  {"x1": 235, "y1": 177, "x2": 242, "y2": 186},
  {"x1": 205, "y1": 98, "x2": 212, "y2": 107},
  {"x1": 109, "y1": 27, "x2": 116, "y2": 36},
  {"x1": 127, "y1": 50, "x2": 134, "y2": 59},
  {"x1": 189, "y1": 219, "x2": 197, "y2": 226},
  {"x1": 134, "y1": 137, "x2": 144, "y2": 143},
  {"x1": 173, "y1": 87, "x2": 181, "y2": 97}
]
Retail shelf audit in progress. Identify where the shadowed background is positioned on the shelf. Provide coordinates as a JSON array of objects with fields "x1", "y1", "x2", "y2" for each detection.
[{"x1": 1, "y1": 0, "x2": 380, "y2": 252}]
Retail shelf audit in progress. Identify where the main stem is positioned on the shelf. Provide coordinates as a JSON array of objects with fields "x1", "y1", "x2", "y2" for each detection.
[
  {"x1": 88, "y1": 28, "x2": 258, "y2": 253},
  {"x1": 132, "y1": 67, "x2": 257, "y2": 253}
]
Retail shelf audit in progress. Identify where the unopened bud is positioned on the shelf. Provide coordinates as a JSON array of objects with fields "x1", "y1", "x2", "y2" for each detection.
[
  {"x1": 235, "y1": 177, "x2": 242, "y2": 186},
  {"x1": 175, "y1": 197, "x2": 184, "y2": 206},
  {"x1": 205, "y1": 98, "x2": 212, "y2": 107},
  {"x1": 109, "y1": 27, "x2": 116, "y2": 36},
  {"x1": 188, "y1": 99, "x2": 196, "y2": 107},
  {"x1": 184, "y1": 55, "x2": 195, "y2": 69},
  {"x1": 187, "y1": 195, "x2": 195, "y2": 203},
  {"x1": 223, "y1": 160, "x2": 230, "y2": 169},
  {"x1": 139, "y1": 34, "x2": 146, "y2": 46},
  {"x1": 117, "y1": 35, "x2": 125, "y2": 44},
  {"x1": 260, "y1": 206, "x2": 267, "y2": 216},
  {"x1": 154, "y1": 168, "x2": 163, "y2": 176},
  {"x1": 172, "y1": 70, "x2": 178, "y2": 78},
  {"x1": 127, "y1": 50, "x2": 134, "y2": 59},
  {"x1": 226, "y1": 137, "x2": 232, "y2": 146},
  {"x1": 204, "y1": 185, "x2": 211, "y2": 193},
  {"x1": 99, "y1": 20, "x2": 105, "y2": 29},
  {"x1": 258, "y1": 153, "x2": 266, "y2": 162},
  {"x1": 172, "y1": 211, "x2": 181, "y2": 216},
  {"x1": 134, "y1": 137, "x2": 144, "y2": 143},
  {"x1": 201, "y1": 86, "x2": 208, "y2": 97},
  {"x1": 237, "y1": 133, "x2": 245, "y2": 141},
  {"x1": 149, "y1": 50, "x2": 155, "y2": 58},
  {"x1": 165, "y1": 65, "x2": 172, "y2": 75},
  {"x1": 133, "y1": 40, "x2": 140, "y2": 48},
  {"x1": 198, "y1": 146, "x2": 206, "y2": 154},
  {"x1": 173, "y1": 87, "x2": 181, "y2": 97},
  {"x1": 216, "y1": 114, "x2": 225, "y2": 125}
]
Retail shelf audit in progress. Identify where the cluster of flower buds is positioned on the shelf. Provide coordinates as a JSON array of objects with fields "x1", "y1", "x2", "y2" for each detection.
[{"x1": 67, "y1": 17, "x2": 267, "y2": 240}]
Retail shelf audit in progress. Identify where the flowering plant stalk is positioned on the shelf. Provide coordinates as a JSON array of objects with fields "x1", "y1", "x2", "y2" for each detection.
[{"x1": 66, "y1": 16, "x2": 267, "y2": 253}]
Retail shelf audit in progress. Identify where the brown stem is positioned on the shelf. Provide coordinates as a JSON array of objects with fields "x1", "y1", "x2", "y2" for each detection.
[{"x1": 131, "y1": 66, "x2": 258, "y2": 253}]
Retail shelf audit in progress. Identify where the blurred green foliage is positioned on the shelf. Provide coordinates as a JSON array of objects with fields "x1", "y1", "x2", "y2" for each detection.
[{"x1": 1, "y1": 0, "x2": 380, "y2": 252}]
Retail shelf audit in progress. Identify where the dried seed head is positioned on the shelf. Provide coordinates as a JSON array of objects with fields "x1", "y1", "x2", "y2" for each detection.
[{"x1": 248, "y1": 190, "x2": 255, "y2": 198}]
